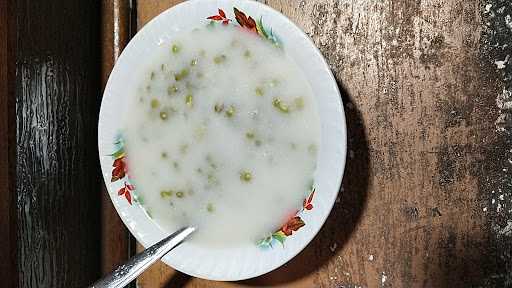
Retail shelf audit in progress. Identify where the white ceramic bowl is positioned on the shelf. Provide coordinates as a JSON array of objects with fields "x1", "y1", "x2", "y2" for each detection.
[{"x1": 98, "y1": 0, "x2": 346, "y2": 281}]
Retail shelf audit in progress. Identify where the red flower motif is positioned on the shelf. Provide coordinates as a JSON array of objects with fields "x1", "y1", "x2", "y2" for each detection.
[
  {"x1": 281, "y1": 216, "x2": 305, "y2": 236},
  {"x1": 111, "y1": 156, "x2": 127, "y2": 182},
  {"x1": 207, "y1": 9, "x2": 231, "y2": 25},
  {"x1": 233, "y1": 7, "x2": 257, "y2": 33},
  {"x1": 118, "y1": 182, "x2": 135, "y2": 205},
  {"x1": 303, "y1": 189, "x2": 315, "y2": 210}
]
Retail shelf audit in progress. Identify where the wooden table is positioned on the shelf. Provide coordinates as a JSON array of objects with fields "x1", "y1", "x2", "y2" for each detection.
[
  {"x1": 6, "y1": 0, "x2": 511, "y2": 287},
  {"x1": 99, "y1": 1, "x2": 512, "y2": 287}
]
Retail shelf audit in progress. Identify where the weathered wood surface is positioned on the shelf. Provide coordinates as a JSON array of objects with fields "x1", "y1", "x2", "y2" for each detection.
[
  {"x1": 107, "y1": 0, "x2": 511, "y2": 287},
  {"x1": 0, "y1": 0, "x2": 16, "y2": 287},
  {"x1": 15, "y1": 1, "x2": 103, "y2": 287}
]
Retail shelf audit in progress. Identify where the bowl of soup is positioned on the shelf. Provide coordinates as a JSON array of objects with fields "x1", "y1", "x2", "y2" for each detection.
[{"x1": 99, "y1": 0, "x2": 346, "y2": 281}]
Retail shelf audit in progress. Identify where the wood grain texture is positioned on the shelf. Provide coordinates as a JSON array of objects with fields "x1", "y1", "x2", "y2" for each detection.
[
  {"x1": 16, "y1": 1, "x2": 102, "y2": 287},
  {"x1": 137, "y1": 0, "x2": 186, "y2": 30},
  {"x1": 134, "y1": 0, "x2": 512, "y2": 287},
  {"x1": 101, "y1": 0, "x2": 134, "y2": 276},
  {"x1": 0, "y1": 0, "x2": 16, "y2": 287}
]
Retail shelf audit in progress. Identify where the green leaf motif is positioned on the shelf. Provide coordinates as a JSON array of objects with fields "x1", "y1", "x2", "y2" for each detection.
[
  {"x1": 272, "y1": 231, "x2": 286, "y2": 246},
  {"x1": 257, "y1": 235, "x2": 274, "y2": 248},
  {"x1": 268, "y1": 29, "x2": 281, "y2": 47},
  {"x1": 113, "y1": 133, "x2": 125, "y2": 146},
  {"x1": 256, "y1": 17, "x2": 269, "y2": 39},
  {"x1": 255, "y1": 17, "x2": 281, "y2": 47},
  {"x1": 110, "y1": 147, "x2": 125, "y2": 159}
]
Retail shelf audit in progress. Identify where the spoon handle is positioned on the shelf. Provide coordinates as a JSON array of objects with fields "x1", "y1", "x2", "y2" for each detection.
[{"x1": 89, "y1": 227, "x2": 195, "y2": 288}]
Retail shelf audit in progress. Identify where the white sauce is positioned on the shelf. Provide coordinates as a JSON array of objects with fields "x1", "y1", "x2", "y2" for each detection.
[{"x1": 123, "y1": 25, "x2": 320, "y2": 247}]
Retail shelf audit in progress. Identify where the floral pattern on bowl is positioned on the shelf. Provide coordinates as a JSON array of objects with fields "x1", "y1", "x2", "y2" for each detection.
[
  {"x1": 257, "y1": 188, "x2": 315, "y2": 248},
  {"x1": 208, "y1": 8, "x2": 281, "y2": 46},
  {"x1": 110, "y1": 135, "x2": 136, "y2": 204}
]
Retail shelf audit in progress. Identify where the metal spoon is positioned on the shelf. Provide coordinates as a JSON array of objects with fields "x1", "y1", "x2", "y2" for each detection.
[{"x1": 89, "y1": 227, "x2": 195, "y2": 288}]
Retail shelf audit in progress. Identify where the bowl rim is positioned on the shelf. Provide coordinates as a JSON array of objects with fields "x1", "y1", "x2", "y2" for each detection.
[{"x1": 98, "y1": 0, "x2": 347, "y2": 281}]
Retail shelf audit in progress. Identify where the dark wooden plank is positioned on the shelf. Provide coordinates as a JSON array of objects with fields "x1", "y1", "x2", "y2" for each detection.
[
  {"x1": 16, "y1": 1, "x2": 102, "y2": 287},
  {"x1": 0, "y1": 0, "x2": 17, "y2": 287}
]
